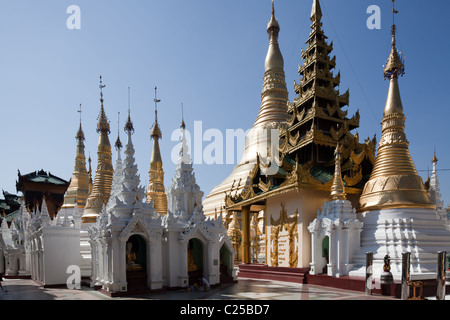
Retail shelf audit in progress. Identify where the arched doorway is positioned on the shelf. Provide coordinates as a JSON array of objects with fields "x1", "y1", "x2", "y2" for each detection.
[
  {"x1": 126, "y1": 234, "x2": 148, "y2": 292},
  {"x1": 220, "y1": 244, "x2": 233, "y2": 283},
  {"x1": 321, "y1": 236, "x2": 330, "y2": 274},
  {"x1": 187, "y1": 238, "x2": 203, "y2": 286}
]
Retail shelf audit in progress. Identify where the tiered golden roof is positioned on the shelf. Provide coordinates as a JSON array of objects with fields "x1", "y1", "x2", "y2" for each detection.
[
  {"x1": 359, "y1": 4, "x2": 433, "y2": 211},
  {"x1": 277, "y1": 0, "x2": 374, "y2": 191},
  {"x1": 146, "y1": 87, "x2": 168, "y2": 215},
  {"x1": 62, "y1": 108, "x2": 90, "y2": 209},
  {"x1": 83, "y1": 76, "x2": 114, "y2": 223}
]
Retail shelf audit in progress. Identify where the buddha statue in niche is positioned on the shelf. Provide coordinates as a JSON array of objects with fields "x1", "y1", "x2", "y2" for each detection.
[{"x1": 126, "y1": 241, "x2": 143, "y2": 271}]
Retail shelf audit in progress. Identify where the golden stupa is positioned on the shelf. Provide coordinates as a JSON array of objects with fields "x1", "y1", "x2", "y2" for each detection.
[
  {"x1": 203, "y1": 2, "x2": 289, "y2": 216},
  {"x1": 62, "y1": 105, "x2": 90, "y2": 209},
  {"x1": 82, "y1": 76, "x2": 114, "y2": 222},
  {"x1": 253, "y1": 0, "x2": 289, "y2": 128},
  {"x1": 146, "y1": 86, "x2": 168, "y2": 215},
  {"x1": 358, "y1": 17, "x2": 433, "y2": 212}
]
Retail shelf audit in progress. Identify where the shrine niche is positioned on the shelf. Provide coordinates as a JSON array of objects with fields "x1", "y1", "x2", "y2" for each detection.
[
  {"x1": 269, "y1": 203, "x2": 299, "y2": 268},
  {"x1": 187, "y1": 238, "x2": 203, "y2": 272},
  {"x1": 126, "y1": 234, "x2": 146, "y2": 272}
]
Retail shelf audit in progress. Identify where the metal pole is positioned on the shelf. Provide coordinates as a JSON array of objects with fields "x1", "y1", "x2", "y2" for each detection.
[
  {"x1": 436, "y1": 251, "x2": 447, "y2": 300},
  {"x1": 365, "y1": 252, "x2": 373, "y2": 295},
  {"x1": 401, "y1": 252, "x2": 411, "y2": 300}
]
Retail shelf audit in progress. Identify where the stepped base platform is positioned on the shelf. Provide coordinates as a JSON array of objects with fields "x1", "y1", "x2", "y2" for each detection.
[
  {"x1": 99, "y1": 269, "x2": 234, "y2": 297},
  {"x1": 237, "y1": 264, "x2": 309, "y2": 284},
  {"x1": 308, "y1": 274, "x2": 450, "y2": 298},
  {"x1": 4, "y1": 275, "x2": 31, "y2": 280},
  {"x1": 237, "y1": 264, "x2": 450, "y2": 299}
]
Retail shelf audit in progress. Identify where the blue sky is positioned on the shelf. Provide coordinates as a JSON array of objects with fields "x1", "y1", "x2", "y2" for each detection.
[{"x1": 0, "y1": 0, "x2": 449, "y2": 208}]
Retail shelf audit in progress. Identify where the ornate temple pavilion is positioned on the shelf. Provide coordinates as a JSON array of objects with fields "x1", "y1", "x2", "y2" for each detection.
[
  {"x1": 16, "y1": 170, "x2": 70, "y2": 220},
  {"x1": 205, "y1": 0, "x2": 375, "y2": 273}
]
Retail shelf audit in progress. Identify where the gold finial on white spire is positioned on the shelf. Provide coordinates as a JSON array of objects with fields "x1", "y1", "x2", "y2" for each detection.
[{"x1": 330, "y1": 143, "x2": 346, "y2": 201}]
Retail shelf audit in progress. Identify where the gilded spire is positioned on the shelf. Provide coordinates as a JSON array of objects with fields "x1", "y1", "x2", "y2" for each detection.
[
  {"x1": 97, "y1": 76, "x2": 111, "y2": 134},
  {"x1": 147, "y1": 86, "x2": 168, "y2": 215},
  {"x1": 83, "y1": 76, "x2": 114, "y2": 223},
  {"x1": 267, "y1": 0, "x2": 280, "y2": 42},
  {"x1": 383, "y1": 0, "x2": 405, "y2": 117},
  {"x1": 150, "y1": 86, "x2": 162, "y2": 140},
  {"x1": 330, "y1": 143, "x2": 346, "y2": 201},
  {"x1": 383, "y1": 0, "x2": 404, "y2": 81},
  {"x1": 432, "y1": 150, "x2": 438, "y2": 163},
  {"x1": 359, "y1": 2, "x2": 433, "y2": 211},
  {"x1": 76, "y1": 104, "x2": 85, "y2": 142},
  {"x1": 253, "y1": 0, "x2": 289, "y2": 128},
  {"x1": 62, "y1": 104, "x2": 90, "y2": 209}
]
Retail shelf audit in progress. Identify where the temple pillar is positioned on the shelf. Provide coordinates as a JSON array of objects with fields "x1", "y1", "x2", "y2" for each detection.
[
  {"x1": 119, "y1": 238, "x2": 127, "y2": 285},
  {"x1": 148, "y1": 237, "x2": 163, "y2": 290},
  {"x1": 241, "y1": 206, "x2": 251, "y2": 264}
]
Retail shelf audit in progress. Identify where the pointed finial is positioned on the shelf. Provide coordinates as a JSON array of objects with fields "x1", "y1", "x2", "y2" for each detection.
[
  {"x1": 78, "y1": 103, "x2": 82, "y2": 125},
  {"x1": 432, "y1": 147, "x2": 438, "y2": 163},
  {"x1": 391, "y1": 0, "x2": 399, "y2": 47},
  {"x1": 151, "y1": 86, "x2": 162, "y2": 139},
  {"x1": 128, "y1": 86, "x2": 131, "y2": 114},
  {"x1": 76, "y1": 104, "x2": 85, "y2": 141},
  {"x1": 392, "y1": 0, "x2": 399, "y2": 25},
  {"x1": 99, "y1": 75, "x2": 106, "y2": 103},
  {"x1": 97, "y1": 76, "x2": 111, "y2": 134},
  {"x1": 124, "y1": 86, "x2": 134, "y2": 134},
  {"x1": 383, "y1": 0, "x2": 405, "y2": 79},
  {"x1": 180, "y1": 103, "x2": 186, "y2": 129},
  {"x1": 154, "y1": 86, "x2": 161, "y2": 123},
  {"x1": 311, "y1": 0, "x2": 323, "y2": 22},
  {"x1": 115, "y1": 112, "x2": 122, "y2": 150},
  {"x1": 267, "y1": 0, "x2": 280, "y2": 38},
  {"x1": 117, "y1": 111, "x2": 120, "y2": 135}
]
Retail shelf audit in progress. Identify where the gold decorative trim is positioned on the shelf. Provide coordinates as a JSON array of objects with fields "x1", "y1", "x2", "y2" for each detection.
[{"x1": 269, "y1": 203, "x2": 299, "y2": 268}]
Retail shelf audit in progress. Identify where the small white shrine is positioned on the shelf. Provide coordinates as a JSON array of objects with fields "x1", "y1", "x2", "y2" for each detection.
[
  {"x1": 0, "y1": 200, "x2": 31, "y2": 278},
  {"x1": 162, "y1": 123, "x2": 234, "y2": 288},
  {"x1": 308, "y1": 145, "x2": 363, "y2": 278},
  {"x1": 89, "y1": 114, "x2": 163, "y2": 293},
  {"x1": 28, "y1": 200, "x2": 81, "y2": 286},
  {"x1": 87, "y1": 114, "x2": 234, "y2": 294}
]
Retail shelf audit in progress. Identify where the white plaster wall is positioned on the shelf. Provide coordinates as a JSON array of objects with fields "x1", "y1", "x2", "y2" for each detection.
[
  {"x1": 350, "y1": 208, "x2": 450, "y2": 281},
  {"x1": 42, "y1": 228, "x2": 80, "y2": 286}
]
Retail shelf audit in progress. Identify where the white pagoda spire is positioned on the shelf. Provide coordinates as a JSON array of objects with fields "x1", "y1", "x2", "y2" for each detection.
[
  {"x1": 108, "y1": 113, "x2": 124, "y2": 208},
  {"x1": 167, "y1": 117, "x2": 203, "y2": 219},
  {"x1": 429, "y1": 152, "x2": 446, "y2": 220},
  {"x1": 106, "y1": 100, "x2": 152, "y2": 218}
]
